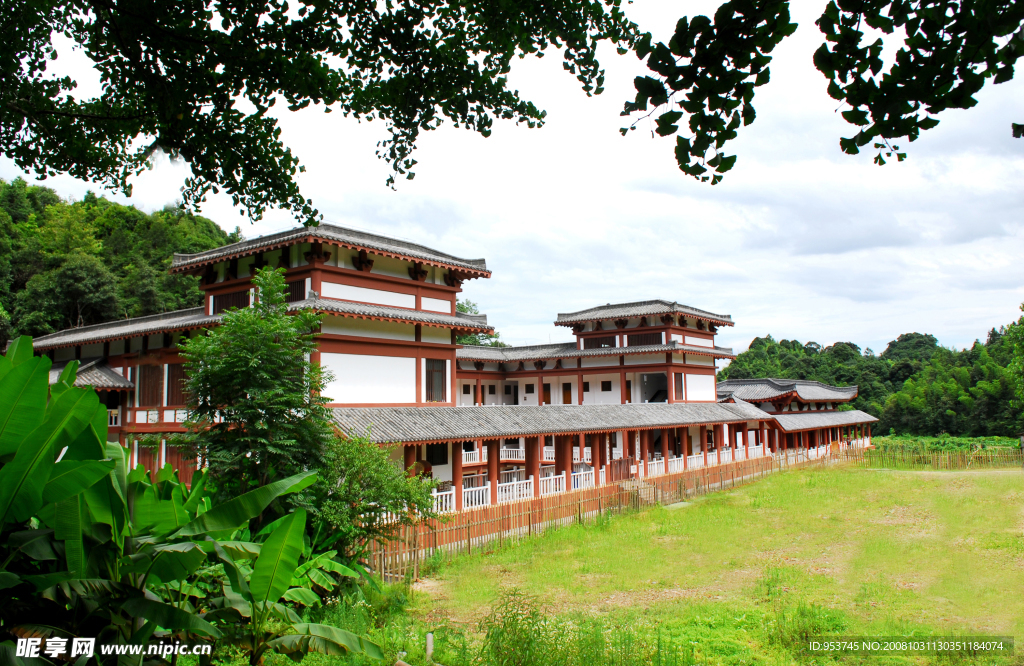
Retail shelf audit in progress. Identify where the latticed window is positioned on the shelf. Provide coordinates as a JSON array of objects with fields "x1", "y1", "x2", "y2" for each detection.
[
  {"x1": 138, "y1": 365, "x2": 163, "y2": 407},
  {"x1": 626, "y1": 332, "x2": 661, "y2": 347},
  {"x1": 425, "y1": 359, "x2": 446, "y2": 402},
  {"x1": 285, "y1": 280, "x2": 306, "y2": 303},
  {"x1": 583, "y1": 335, "x2": 616, "y2": 349},
  {"x1": 167, "y1": 363, "x2": 188, "y2": 405},
  {"x1": 213, "y1": 289, "x2": 250, "y2": 314}
]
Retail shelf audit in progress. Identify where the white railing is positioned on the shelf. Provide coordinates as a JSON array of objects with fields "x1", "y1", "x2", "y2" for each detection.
[
  {"x1": 538, "y1": 475, "x2": 564, "y2": 496},
  {"x1": 107, "y1": 409, "x2": 120, "y2": 427},
  {"x1": 749, "y1": 444, "x2": 764, "y2": 458},
  {"x1": 500, "y1": 469, "x2": 525, "y2": 484},
  {"x1": 707, "y1": 450, "x2": 719, "y2": 466},
  {"x1": 666, "y1": 456, "x2": 685, "y2": 474},
  {"x1": 432, "y1": 489, "x2": 454, "y2": 513},
  {"x1": 500, "y1": 447, "x2": 524, "y2": 461},
  {"x1": 584, "y1": 448, "x2": 592, "y2": 463},
  {"x1": 571, "y1": 469, "x2": 594, "y2": 490},
  {"x1": 599, "y1": 468, "x2": 606, "y2": 486},
  {"x1": 497, "y1": 479, "x2": 533, "y2": 503},
  {"x1": 646, "y1": 458, "x2": 665, "y2": 478},
  {"x1": 543, "y1": 446, "x2": 556, "y2": 462},
  {"x1": 462, "y1": 449, "x2": 481, "y2": 464},
  {"x1": 463, "y1": 484, "x2": 490, "y2": 508},
  {"x1": 687, "y1": 453, "x2": 704, "y2": 469}
]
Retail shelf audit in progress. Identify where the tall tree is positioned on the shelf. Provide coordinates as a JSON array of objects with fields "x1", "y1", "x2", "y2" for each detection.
[
  {"x1": 177, "y1": 266, "x2": 333, "y2": 524},
  {"x1": 4, "y1": 1, "x2": 1018, "y2": 221},
  {"x1": 13, "y1": 251, "x2": 120, "y2": 335}
]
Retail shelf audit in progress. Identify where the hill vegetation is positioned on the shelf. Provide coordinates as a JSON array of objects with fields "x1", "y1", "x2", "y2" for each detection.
[
  {"x1": 0, "y1": 178, "x2": 237, "y2": 344},
  {"x1": 720, "y1": 329, "x2": 1023, "y2": 437}
]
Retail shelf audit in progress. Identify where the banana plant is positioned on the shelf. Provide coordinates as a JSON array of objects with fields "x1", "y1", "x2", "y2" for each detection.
[{"x1": 0, "y1": 337, "x2": 381, "y2": 665}]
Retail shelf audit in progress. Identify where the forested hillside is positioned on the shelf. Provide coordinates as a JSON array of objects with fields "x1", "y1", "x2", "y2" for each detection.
[
  {"x1": 720, "y1": 328, "x2": 1023, "y2": 437},
  {"x1": 0, "y1": 178, "x2": 236, "y2": 344}
]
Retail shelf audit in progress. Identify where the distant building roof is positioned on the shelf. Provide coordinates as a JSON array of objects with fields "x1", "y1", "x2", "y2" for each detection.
[
  {"x1": 457, "y1": 340, "x2": 735, "y2": 363},
  {"x1": 717, "y1": 378, "x2": 858, "y2": 403},
  {"x1": 333, "y1": 401, "x2": 768, "y2": 444},
  {"x1": 31, "y1": 298, "x2": 492, "y2": 351},
  {"x1": 49, "y1": 358, "x2": 134, "y2": 391},
  {"x1": 169, "y1": 223, "x2": 490, "y2": 276},
  {"x1": 555, "y1": 300, "x2": 733, "y2": 327},
  {"x1": 772, "y1": 410, "x2": 878, "y2": 432}
]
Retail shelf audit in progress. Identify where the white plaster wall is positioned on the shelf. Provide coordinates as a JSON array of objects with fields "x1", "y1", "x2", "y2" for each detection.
[
  {"x1": 581, "y1": 356, "x2": 618, "y2": 368},
  {"x1": 582, "y1": 373, "x2": 620, "y2": 405},
  {"x1": 670, "y1": 333, "x2": 683, "y2": 343},
  {"x1": 686, "y1": 374, "x2": 716, "y2": 401},
  {"x1": 321, "y1": 282, "x2": 415, "y2": 308},
  {"x1": 421, "y1": 326, "x2": 450, "y2": 344},
  {"x1": 321, "y1": 353, "x2": 416, "y2": 404},
  {"x1": 685, "y1": 335, "x2": 714, "y2": 347},
  {"x1": 369, "y1": 255, "x2": 411, "y2": 279},
  {"x1": 82, "y1": 343, "x2": 103, "y2": 358},
  {"x1": 321, "y1": 315, "x2": 415, "y2": 341},
  {"x1": 686, "y1": 354, "x2": 715, "y2": 366},
  {"x1": 625, "y1": 353, "x2": 662, "y2": 366},
  {"x1": 421, "y1": 297, "x2": 452, "y2": 313},
  {"x1": 519, "y1": 376, "x2": 539, "y2": 406}
]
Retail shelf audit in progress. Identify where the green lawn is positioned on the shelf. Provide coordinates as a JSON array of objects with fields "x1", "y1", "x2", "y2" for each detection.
[{"x1": 404, "y1": 466, "x2": 1023, "y2": 664}]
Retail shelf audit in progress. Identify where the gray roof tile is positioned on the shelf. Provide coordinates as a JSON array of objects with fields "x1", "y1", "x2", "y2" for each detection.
[
  {"x1": 170, "y1": 223, "x2": 489, "y2": 275},
  {"x1": 49, "y1": 358, "x2": 134, "y2": 390},
  {"x1": 772, "y1": 410, "x2": 878, "y2": 432},
  {"x1": 333, "y1": 401, "x2": 768, "y2": 444},
  {"x1": 457, "y1": 341, "x2": 734, "y2": 362},
  {"x1": 555, "y1": 300, "x2": 733, "y2": 326},
  {"x1": 717, "y1": 378, "x2": 858, "y2": 403},
  {"x1": 304, "y1": 297, "x2": 492, "y2": 330}
]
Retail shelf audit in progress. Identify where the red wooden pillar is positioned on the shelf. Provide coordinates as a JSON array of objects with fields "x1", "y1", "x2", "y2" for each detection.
[
  {"x1": 589, "y1": 433, "x2": 600, "y2": 472},
  {"x1": 742, "y1": 422, "x2": 749, "y2": 459},
  {"x1": 667, "y1": 370, "x2": 675, "y2": 403},
  {"x1": 562, "y1": 435, "x2": 572, "y2": 490},
  {"x1": 452, "y1": 440, "x2": 463, "y2": 511},
  {"x1": 526, "y1": 435, "x2": 540, "y2": 497},
  {"x1": 661, "y1": 428, "x2": 670, "y2": 465},
  {"x1": 487, "y1": 439, "x2": 499, "y2": 504},
  {"x1": 578, "y1": 432, "x2": 586, "y2": 465},
  {"x1": 403, "y1": 445, "x2": 416, "y2": 477},
  {"x1": 627, "y1": 430, "x2": 635, "y2": 460},
  {"x1": 578, "y1": 371, "x2": 585, "y2": 405},
  {"x1": 682, "y1": 428, "x2": 689, "y2": 469},
  {"x1": 700, "y1": 425, "x2": 708, "y2": 466},
  {"x1": 639, "y1": 430, "x2": 649, "y2": 476},
  {"x1": 620, "y1": 369, "x2": 628, "y2": 404},
  {"x1": 475, "y1": 377, "x2": 482, "y2": 406}
]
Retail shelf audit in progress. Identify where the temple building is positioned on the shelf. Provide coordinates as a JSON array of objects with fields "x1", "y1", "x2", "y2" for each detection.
[{"x1": 26, "y1": 223, "x2": 878, "y2": 510}]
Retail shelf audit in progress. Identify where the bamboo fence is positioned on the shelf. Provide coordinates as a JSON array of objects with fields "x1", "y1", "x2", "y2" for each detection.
[
  {"x1": 862, "y1": 449, "x2": 1024, "y2": 471},
  {"x1": 365, "y1": 448, "x2": 861, "y2": 581}
]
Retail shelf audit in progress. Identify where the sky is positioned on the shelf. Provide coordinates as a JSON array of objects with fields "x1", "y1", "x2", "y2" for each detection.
[{"x1": 3, "y1": 1, "x2": 1023, "y2": 361}]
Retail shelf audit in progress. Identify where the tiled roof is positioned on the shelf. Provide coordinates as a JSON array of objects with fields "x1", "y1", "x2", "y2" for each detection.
[
  {"x1": 31, "y1": 298, "x2": 491, "y2": 350},
  {"x1": 772, "y1": 410, "x2": 878, "y2": 432},
  {"x1": 49, "y1": 358, "x2": 134, "y2": 390},
  {"x1": 555, "y1": 300, "x2": 733, "y2": 327},
  {"x1": 170, "y1": 223, "x2": 490, "y2": 275},
  {"x1": 305, "y1": 297, "x2": 492, "y2": 331},
  {"x1": 457, "y1": 341, "x2": 734, "y2": 362},
  {"x1": 333, "y1": 401, "x2": 768, "y2": 444},
  {"x1": 717, "y1": 378, "x2": 858, "y2": 403},
  {"x1": 31, "y1": 308, "x2": 214, "y2": 351}
]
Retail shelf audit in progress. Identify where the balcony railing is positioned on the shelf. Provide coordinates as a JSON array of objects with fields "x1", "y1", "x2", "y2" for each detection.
[
  {"x1": 499, "y1": 447, "x2": 524, "y2": 461},
  {"x1": 646, "y1": 458, "x2": 665, "y2": 478},
  {"x1": 432, "y1": 489, "x2": 455, "y2": 513},
  {"x1": 542, "y1": 446, "x2": 556, "y2": 462},
  {"x1": 571, "y1": 448, "x2": 593, "y2": 464},
  {"x1": 462, "y1": 449, "x2": 482, "y2": 465},
  {"x1": 538, "y1": 474, "x2": 565, "y2": 496},
  {"x1": 500, "y1": 469, "x2": 525, "y2": 484},
  {"x1": 497, "y1": 479, "x2": 533, "y2": 504},
  {"x1": 570, "y1": 469, "x2": 594, "y2": 490},
  {"x1": 463, "y1": 484, "x2": 490, "y2": 508}
]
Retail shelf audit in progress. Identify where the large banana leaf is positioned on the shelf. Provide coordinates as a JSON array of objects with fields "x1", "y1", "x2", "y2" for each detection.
[
  {"x1": 212, "y1": 541, "x2": 252, "y2": 601},
  {"x1": 268, "y1": 623, "x2": 382, "y2": 659},
  {"x1": 54, "y1": 495, "x2": 84, "y2": 576},
  {"x1": 122, "y1": 543, "x2": 208, "y2": 586},
  {"x1": 249, "y1": 510, "x2": 306, "y2": 607},
  {"x1": 281, "y1": 588, "x2": 321, "y2": 606},
  {"x1": 0, "y1": 356, "x2": 50, "y2": 458},
  {"x1": 4, "y1": 336, "x2": 35, "y2": 366},
  {"x1": 197, "y1": 540, "x2": 261, "y2": 560},
  {"x1": 42, "y1": 459, "x2": 116, "y2": 504},
  {"x1": 173, "y1": 471, "x2": 316, "y2": 537},
  {"x1": 0, "y1": 387, "x2": 97, "y2": 525},
  {"x1": 120, "y1": 598, "x2": 222, "y2": 638},
  {"x1": 49, "y1": 361, "x2": 79, "y2": 403},
  {"x1": 134, "y1": 483, "x2": 189, "y2": 534}
]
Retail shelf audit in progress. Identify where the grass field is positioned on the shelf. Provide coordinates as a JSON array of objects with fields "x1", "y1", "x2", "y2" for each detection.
[{"x1": 397, "y1": 465, "x2": 1024, "y2": 664}]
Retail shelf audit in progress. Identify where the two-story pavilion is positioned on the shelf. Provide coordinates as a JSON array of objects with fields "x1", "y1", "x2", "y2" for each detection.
[{"x1": 25, "y1": 223, "x2": 877, "y2": 510}]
